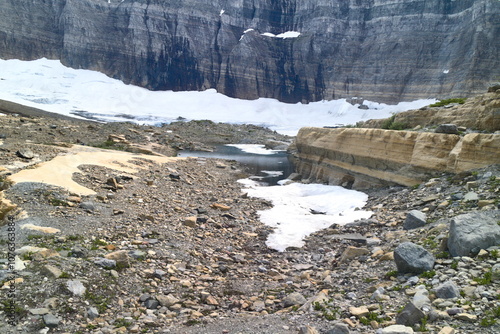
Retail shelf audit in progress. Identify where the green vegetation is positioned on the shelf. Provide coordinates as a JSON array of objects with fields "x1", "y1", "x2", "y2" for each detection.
[
  {"x1": 381, "y1": 115, "x2": 409, "y2": 130},
  {"x1": 418, "y1": 316, "x2": 429, "y2": 332},
  {"x1": 50, "y1": 198, "x2": 69, "y2": 207},
  {"x1": 429, "y1": 98, "x2": 466, "y2": 107},
  {"x1": 90, "y1": 139, "x2": 126, "y2": 151},
  {"x1": 114, "y1": 318, "x2": 132, "y2": 328},
  {"x1": 59, "y1": 272, "x2": 71, "y2": 279},
  {"x1": 385, "y1": 270, "x2": 399, "y2": 278},
  {"x1": 1, "y1": 299, "x2": 28, "y2": 318},
  {"x1": 480, "y1": 306, "x2": 500, "y2": 327},
  {"x1": 435, "y1": 251, "x2": 450, "y2": 259},
  {"x1": 419, "y1": 270, "x2": 436, "y2": 279},
  {"x1": 473, "y1": 270, "x2": 493, "y2": 285},
  {"x1": 359, "y1": 312, "x2": 390, "y2": 326},
  {"x1": 84, "y1": 290, "x2": 110, "y2": 313},
  {"x1": 313, "y1": 299, "x2": 340, "y2": 321}
]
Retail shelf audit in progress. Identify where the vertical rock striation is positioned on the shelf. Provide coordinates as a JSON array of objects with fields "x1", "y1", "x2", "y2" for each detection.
[{"x1": 0, "y1": 0, "x2": 498, "y2": 103}]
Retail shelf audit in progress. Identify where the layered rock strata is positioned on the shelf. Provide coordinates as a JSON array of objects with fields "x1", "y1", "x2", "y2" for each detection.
[
  {"x1": 361, "y1": 90, "x2": 500, "y2": 132},
  {"x1": 0, "y1": 0, "x2": 499, "y2": 103},
  {"x1": 293, "y1": 127, "x2": 500, "y2": 188}
]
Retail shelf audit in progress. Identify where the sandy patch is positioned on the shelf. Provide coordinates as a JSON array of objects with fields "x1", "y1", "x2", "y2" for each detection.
[
  {"x1": 20, "y1": 223, "x2": 61, "y2": 234},
  {"x1": 8, "y1": 145, "x2": 181, "y2": 195}
]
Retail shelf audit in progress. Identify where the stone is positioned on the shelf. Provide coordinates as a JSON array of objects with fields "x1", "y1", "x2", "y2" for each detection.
[
  {"x1": 287, "y1": 173, "x2": 302, "y2": 181},
  {"x1": 144, "y1": 298, "x2": 159, "y2": 309},
  {"x1": 299, "y1": 326, "x2": 319, "y2": 334},
  {"x1": 183, "y1": 216, "x2": 197, "y2": 227},
  {"x1": 42, "y1": 265, "x2": 63, "y2": 279},
  {"x1": 283, "y1": 292, "x2": 307, "y2": 307},
  {"x1": 80, "y1": 201, "x2": 96, "y2": 211},
  {"x1": 87, "y1": 307, "x2": 99, "y2": 320},
  {"x1": 396, "y1": 302, "x2": 425, "y2": 326},
  {"x1": 463, "y1": 192, "x2": 479, "y2": 201},
  {"x1": 379, "y1": 325, "x2": 414, "y2": 334},
  {"x1": 447, "y1": 211, "x2": 500, "y2": 257},
  {"x1": 339, "y1": 246, "x2": 370, "y2": 263},
  {"x1": 69, "y1": 245, "x2": 88, "y2": 258},
  {"x1": 403, "y1": 210, "x2": 426, "y2": 230},
  {"x1": 210, "y1": 203, "x2": 231, "y2": 211},
  {"x1": 435, "y1": 124, "x2": 459, "y2": 134},
  {"x1": 66, "y1": 279, "x2": 86, "y2": 296},
  {"x1": 349, "y1": 305, "x2": 369, "y2": 317},
  {"x1": 455, "y1": 313, "x2": 477, "y2": 322},
  {"x1": 412, "y1": 285, "x2": 431, "y2": 311},
  {"x1": 434, "y1": 281, "x2": 460, "y2": 299},
  {"x1": 29, "y1": 308, "x2": 50, "y2": 315},
  {"x1": 43, "y1": 313, "x2": 61, "y2": 328},
  {"x1": 17, "y1": 148, "x2": 35, "y2": 159},
  {"x1": 156, "y1": 294, "x2": 180, "y2": 308},
  {"x1": 94, "y1": 257, "x2": 116, "y2": 269},
  {"x1": 438, "y1": 327, "x2": 455, "y2": 334},
  {"x1": 325, "y1": 323, "x2": 350, "y2": 334},
  {"x1": 104, "y1": 250, "x2": 131, "y2": 268},
  {"x1": 129, "y1": 250, "x2": 146, "y2": 259},
  {"x1": 394, "y1": 242, "x2": 435, "y2": 274}
]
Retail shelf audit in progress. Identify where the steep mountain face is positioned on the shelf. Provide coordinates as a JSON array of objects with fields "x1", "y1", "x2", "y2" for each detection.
[{"x1": 0, "y1": 0, "x2": 498, "y2": 103}]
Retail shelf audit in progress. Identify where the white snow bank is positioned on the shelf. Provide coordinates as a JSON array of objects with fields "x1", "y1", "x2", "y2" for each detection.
[
  {"x1": 0, "y1": 58, "x2": 436, "y2": 136},
  {"x1": 240, "y1": 180, "x2": 373, "y2": 251}
]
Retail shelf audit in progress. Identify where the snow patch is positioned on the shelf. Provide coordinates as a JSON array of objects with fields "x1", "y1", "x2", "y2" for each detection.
[{"x1": 240, "y1": 181, "x2": 373, "y2": 251}]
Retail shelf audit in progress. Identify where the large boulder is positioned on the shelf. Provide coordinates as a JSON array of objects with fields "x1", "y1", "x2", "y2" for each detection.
[
  {"x1": 394, "y1": 242, "x2": 435, "y2": 274},
  {"x1": 447, "y1": 211, "x2": 500, "y2": 257}
]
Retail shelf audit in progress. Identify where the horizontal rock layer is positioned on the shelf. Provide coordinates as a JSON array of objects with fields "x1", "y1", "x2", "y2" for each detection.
[
  {"x1": 0, "y1": 0, "x2": 499, "y2": 103},
  {"x1": 361, "y1": 91, "x2": 500, "y2": 132},
  {"x1": 293, "y1": 127, "x2": 500, "y2": 188}
]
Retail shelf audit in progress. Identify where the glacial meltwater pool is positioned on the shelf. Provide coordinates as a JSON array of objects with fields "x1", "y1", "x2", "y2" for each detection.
[{"x1": 177, "y1": 144, "x2": 293, "y2": 186}]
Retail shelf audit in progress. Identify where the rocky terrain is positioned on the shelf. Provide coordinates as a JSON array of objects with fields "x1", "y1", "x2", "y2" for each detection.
[
  {"x1": 0, "y1": 106, "x2": 499, "y2": 334},
  {"x1": 1, "y1": 0, "x2": 499, "y2": 103}
]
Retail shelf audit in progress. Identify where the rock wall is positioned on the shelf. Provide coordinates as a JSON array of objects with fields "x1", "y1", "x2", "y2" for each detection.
[
  {"x1": 293, "y1": 127, "x2": 500, "y2": 188},
  {"x1": 0, "y1": 0, "x2": 499, "y2": 104}
]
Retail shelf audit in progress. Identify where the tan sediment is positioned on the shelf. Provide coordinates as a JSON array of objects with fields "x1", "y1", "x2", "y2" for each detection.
[
  {"x1": 7, "y1": 145, "x2": 182, "y2": 196},
  {"x1": 20, "y1": 224, "x2": 61, "y2": 234}
]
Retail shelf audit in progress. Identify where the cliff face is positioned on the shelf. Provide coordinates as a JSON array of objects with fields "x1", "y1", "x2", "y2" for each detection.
[
  {"x1": 293, "y1": 127, "x2": 500, "y2": 189},
  {"x1": 0, "y1": 0, "x2": 499, "y2": 103}
]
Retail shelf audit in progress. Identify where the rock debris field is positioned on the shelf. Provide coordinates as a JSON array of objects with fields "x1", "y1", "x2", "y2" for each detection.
[{"x1": 0, "y1": 109, "x2": 499, "y2": 334}]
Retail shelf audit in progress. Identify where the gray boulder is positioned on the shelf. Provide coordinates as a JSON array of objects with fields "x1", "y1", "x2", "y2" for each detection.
[
  {"x1": 447, "y1": 211, "x2": 500, "y2": 257},
  {"x1": 403, "y1": 210, "x2": 427, "y2": 230},
  {"x1": 435, "y1": 124, "x2": 459, "y2": 134},
  {"x1": 325, "y1": 323, "x2": 350, "y2": 334},
  {"x1": 396, "y1": 302, "x2": 425, "y2": 326},
  {"x1": 435, "y1": 280, "x2": 460, "y2": 299},
  {"x1": 394, "y1": 242, "x2": 435, "y2": 274},
  {"x1": 283, "y1": 292, "x2": 307, "y2": 307}
]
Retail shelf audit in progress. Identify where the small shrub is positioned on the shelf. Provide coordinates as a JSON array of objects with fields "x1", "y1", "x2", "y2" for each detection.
[
  {"x1": 473, "y1": 271, "x2": 493, "y2": 285},
  {"x1": 385, "y1": 270, "x2": 399, "y2": 278},
  {"x1": 420, "y1": 270, "x2": 436, "y2": 279},
  {"x1": 429, "y1": 98, "x2": 466, "y2": 107}
]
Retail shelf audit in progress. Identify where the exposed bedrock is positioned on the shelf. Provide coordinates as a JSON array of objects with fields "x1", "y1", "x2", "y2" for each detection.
[
  {"x1": 0, "y1": 0, "x2": 499, "y2": 103},
  {"x1": 293, "y1": 127, "x2": 500, "y2": 188}
]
